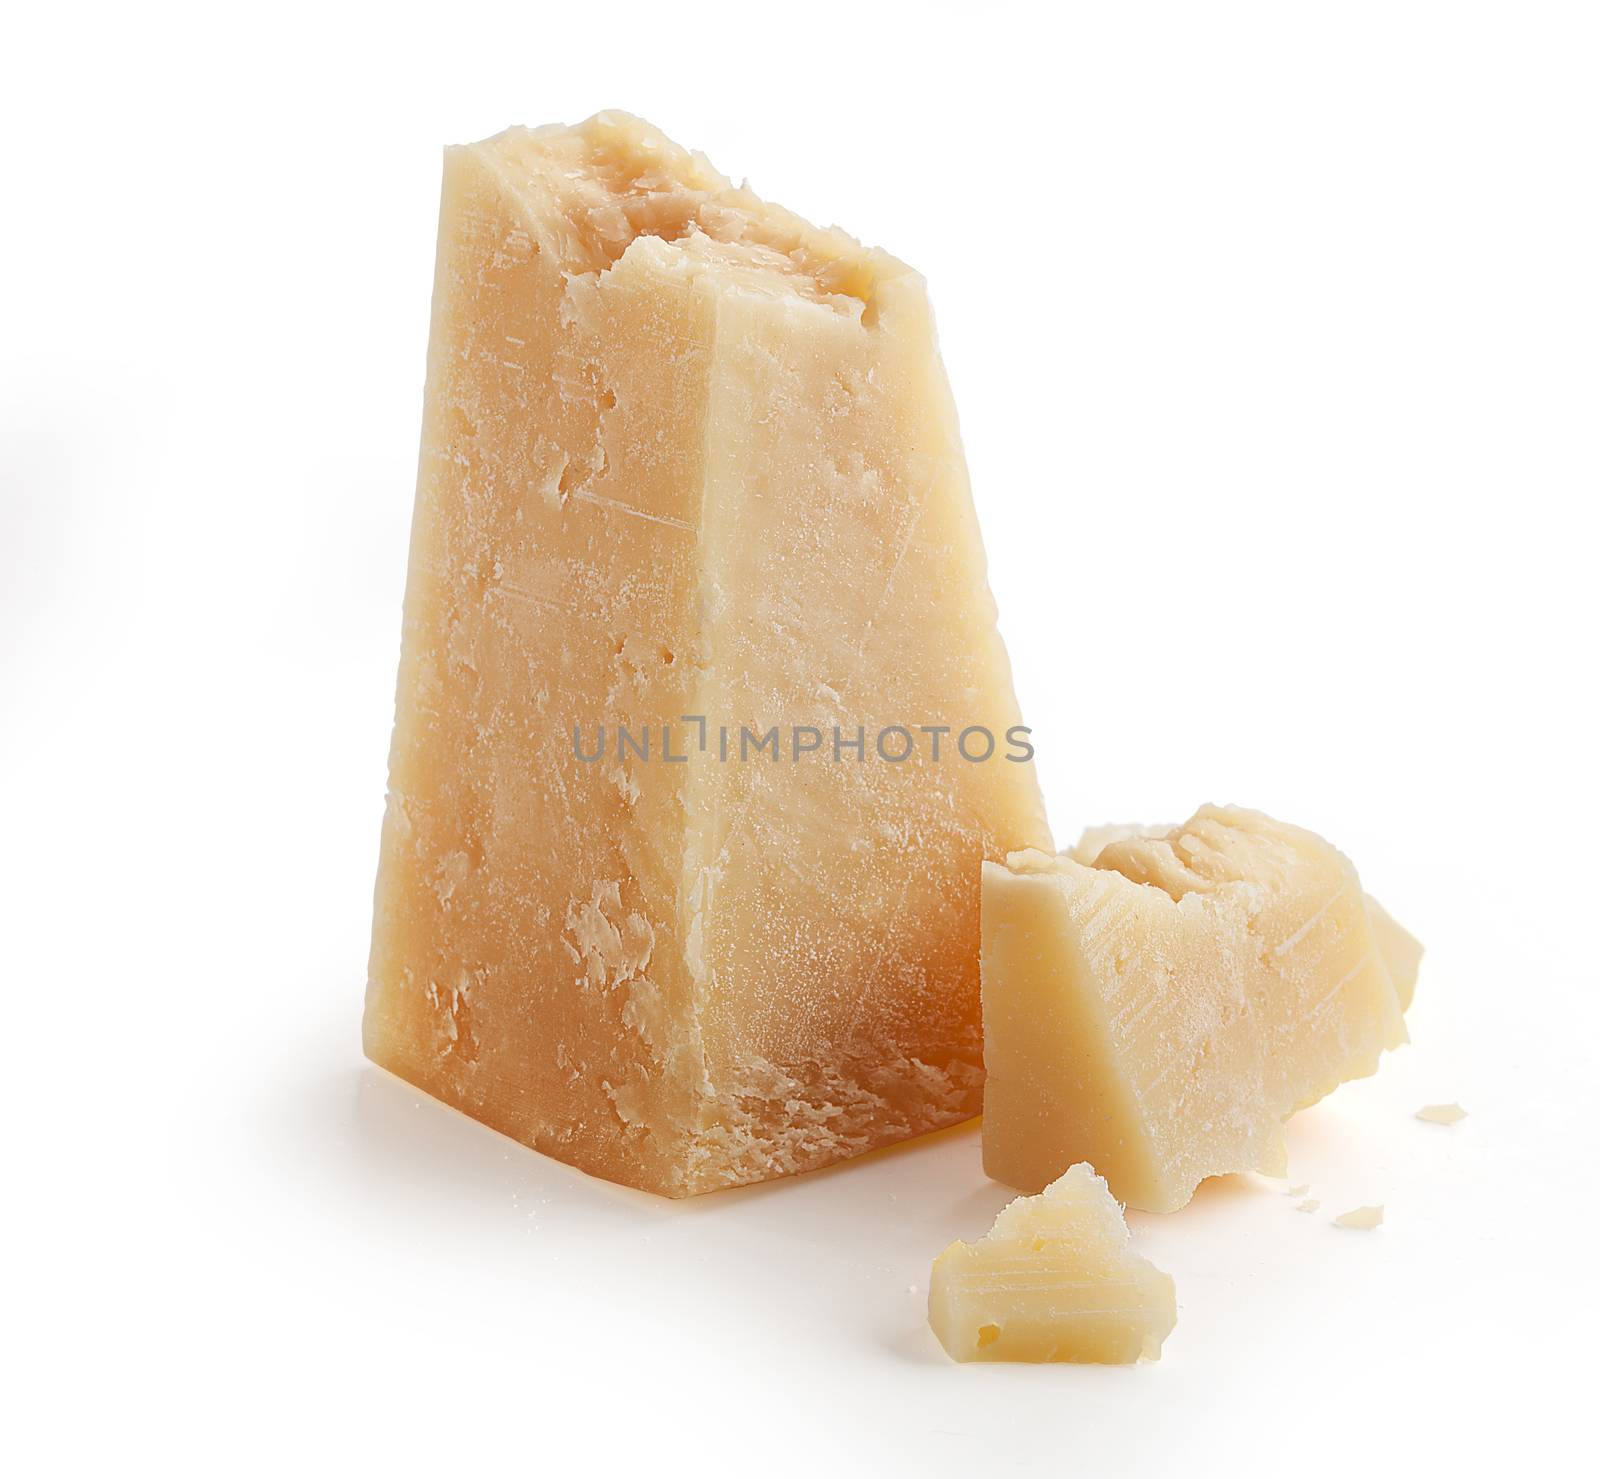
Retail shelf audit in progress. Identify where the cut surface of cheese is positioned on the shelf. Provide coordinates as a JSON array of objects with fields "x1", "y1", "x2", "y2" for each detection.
[
  {"x1": 1366, "y1": 896, "x2": 1424, "y2": 1011},
  {"x1": 982, "y1": 805, "x2": 1412, "y2": 1211},
  {"x1": 364, "y1": 113, "x2": 1050, "y2": 1197},
  {"x1": 928, "y1": 1162, "x2": 1176, "y2": 1364}
]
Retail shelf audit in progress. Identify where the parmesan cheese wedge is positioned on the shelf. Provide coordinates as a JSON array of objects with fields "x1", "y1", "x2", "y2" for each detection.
[{"x1": 364, "y1": 113, "x2": 1050, "y2": 1196}]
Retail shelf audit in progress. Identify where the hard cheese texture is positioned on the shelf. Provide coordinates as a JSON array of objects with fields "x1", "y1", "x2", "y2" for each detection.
[
  {"x1": 928, "y1": 1163, "x2": 1176, "y2": 1363},
  {"x1": 365, "y1": 113, "x2": 1050, "y2": 1197},
  {"x1": 982, "y1": 806, "x2": 1414, "y2": 1211},
  {"x1": 1069, "y1": 822, "x2": 1423, "y2": 1009}
]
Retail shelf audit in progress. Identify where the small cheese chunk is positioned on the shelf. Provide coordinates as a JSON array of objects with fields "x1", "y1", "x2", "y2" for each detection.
[
  {"x1": 1334, "y1": 1205, "x2": 1385, "y2": 1230},
  {"x1": 1416, "y1": 1102, "x2": 1468, "y2": 1125},
  {"x1": 928, "y1": 1163, "x2": 1176, "y2": 1364},
  {"x1": 981, "y1": 805, "x2": 1414, "y2": 1211},
  {"x1": 364, "y1": 113, "x2": 1051, "y2": 1197}
]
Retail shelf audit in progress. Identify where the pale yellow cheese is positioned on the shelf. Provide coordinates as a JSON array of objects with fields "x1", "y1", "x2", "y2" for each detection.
[
  {"x1": 1334, "y1": 1205, "x2": 1385, "y2": 1230},
  {"x1": 981, "y1": 805, "x2": 1413, "y2": 1211},
  {"x1": 1064, "y1": 821, "x2": 1168, "y2": 865},
  {"x1": 1416, "y1": 1102, "x2": 1467, "y2": 1125},
  {"x1": 1366, "y1": 896, "x2": 1424, "y2": 1011},
  {"x1": 364, "y1": 113, "x2": 1050, "y2": 1197},
  {"x1": 1071, "y1": 821, "x2": 1423, "y2": 1009},
  {"x1": 928, "y1": 1162, "x2": 1176, "y2": 1364}
]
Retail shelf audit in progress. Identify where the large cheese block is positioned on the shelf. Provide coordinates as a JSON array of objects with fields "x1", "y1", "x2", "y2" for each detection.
[
  {"x1": 981, "y1": 805, "x2": 1412, "y2": 1211},
  {"x1": 928, "y1": 1162, "x2": 1176, "y2": 1363},
  {"x1": 364, "y1": 113, "x2": 1051, "y2": 1197}
]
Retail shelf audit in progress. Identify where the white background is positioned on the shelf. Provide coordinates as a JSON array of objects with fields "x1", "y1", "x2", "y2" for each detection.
[{"x1": 4, "y1": 2, "x2": 1597, "y2": 1474}]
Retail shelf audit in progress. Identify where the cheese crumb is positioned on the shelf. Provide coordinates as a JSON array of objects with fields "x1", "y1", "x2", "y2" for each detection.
[
  {"x1": 928, "y1": 1164, "x2": 1176, "y2": 1364},
  {"x1": 1416, "y1": 1102, "x2": 1468, "y2": 1126},
  {"x1": 1334, "y1": 1205, "x2": 1384, "y2": 1230},
  {"x1": 1296, "y1": 1198, "x2": 1320, "y2": 1213}
]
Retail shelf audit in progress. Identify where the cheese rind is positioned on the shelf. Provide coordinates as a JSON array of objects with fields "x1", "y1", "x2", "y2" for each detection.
[
  {"x1": 928, "y1": 1163, "x2": 1176, "y2": 1364},
  {"x1": 981, "y1": 805, "x2": 1412, "y2": 1211},
  {"x1": 364, "y1": 113, "x2": 1050, "y2": 1197}
]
